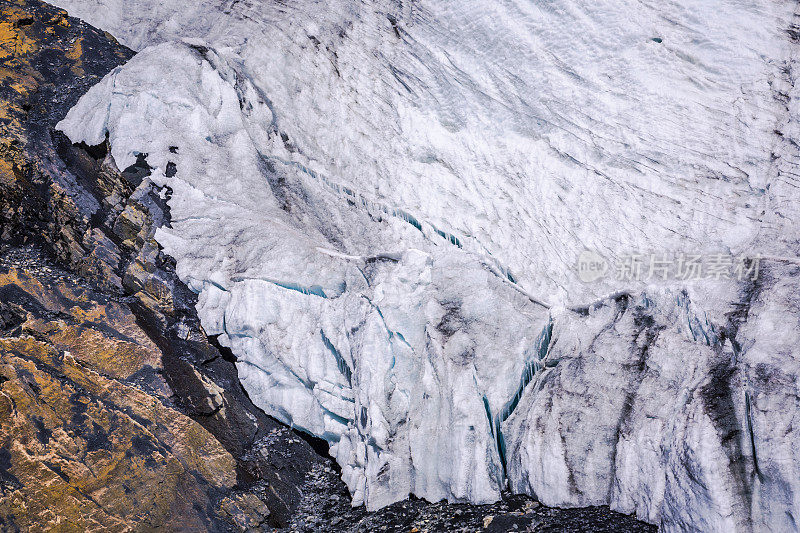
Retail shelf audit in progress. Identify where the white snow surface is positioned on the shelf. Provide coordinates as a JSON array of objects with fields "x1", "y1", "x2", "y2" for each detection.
[{"x1": 53, "y1": 0, "x2": 800, "y2": 529}]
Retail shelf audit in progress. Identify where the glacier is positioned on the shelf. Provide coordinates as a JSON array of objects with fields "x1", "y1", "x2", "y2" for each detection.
[{"x1": 51, "y1": 0, "x2": 800, "y2": 529}]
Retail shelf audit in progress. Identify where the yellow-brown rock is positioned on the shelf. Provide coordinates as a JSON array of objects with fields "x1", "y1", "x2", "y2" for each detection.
[
  {"x1": 0, "y1": 265, "x2": 247, "y2": 531},
  {"x1": 0, "y1": 334, "x2": 238, "y2": 531},
  {"x1": 0, "y1": 267, "x2": 164, "y2": 384}
]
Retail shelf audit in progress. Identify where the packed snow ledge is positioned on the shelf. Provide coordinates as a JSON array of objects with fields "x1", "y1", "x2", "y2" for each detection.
[{"x1": 53, "y1": 0, "x2": 800, "y2": 530}]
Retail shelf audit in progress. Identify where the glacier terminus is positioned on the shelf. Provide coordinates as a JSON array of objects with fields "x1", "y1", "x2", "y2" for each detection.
[{"x1": 51, "y1": 0, "x2": 800, "y2": 530}]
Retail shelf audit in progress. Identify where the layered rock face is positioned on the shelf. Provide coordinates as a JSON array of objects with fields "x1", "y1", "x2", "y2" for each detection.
[
  {"x1": 0, "y1": 266, "x2": 246, "y2": 531},
  {"x1": 46, "y1": 0, "x2": 800, "y2": 530}
]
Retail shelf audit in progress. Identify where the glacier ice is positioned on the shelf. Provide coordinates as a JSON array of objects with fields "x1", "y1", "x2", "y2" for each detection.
[{"x1": 52, "y1": 0, "x2": 800, "y2": 529}]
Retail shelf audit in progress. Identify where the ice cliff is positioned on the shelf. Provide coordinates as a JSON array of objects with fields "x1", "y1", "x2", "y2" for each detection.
[{"x1": 52, "y1": 0, "x2": 800, "y2": 530}]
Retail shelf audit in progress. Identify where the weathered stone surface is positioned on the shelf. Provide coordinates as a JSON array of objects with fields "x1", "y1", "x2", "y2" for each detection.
[
  {"x1": 0, "y1": 0, "x2": 132, "y2": 271},
  {"x1": 1, "y1": 268, "x2": 165, "y2": 383},
  {"x1": 0, "y1": 332, "x2": 237, "y2": 531}
]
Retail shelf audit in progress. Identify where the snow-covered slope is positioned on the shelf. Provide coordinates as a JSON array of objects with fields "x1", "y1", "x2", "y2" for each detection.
[{"x1": 53, "y1": 0, "x2": 800, "y2": 529}]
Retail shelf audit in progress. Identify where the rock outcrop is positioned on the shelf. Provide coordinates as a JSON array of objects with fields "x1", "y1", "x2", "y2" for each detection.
[{"x1": 0, "y1": 266, "x2": 242, "y2": 531}]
